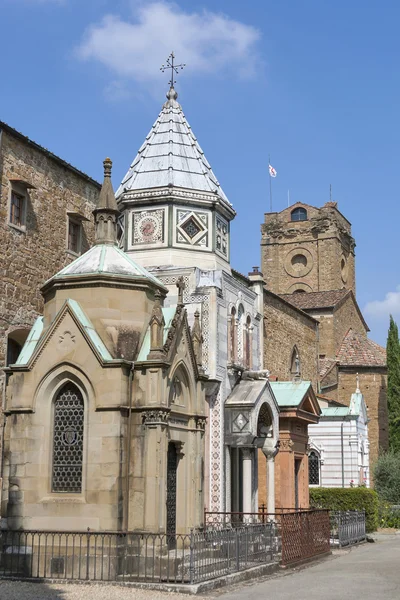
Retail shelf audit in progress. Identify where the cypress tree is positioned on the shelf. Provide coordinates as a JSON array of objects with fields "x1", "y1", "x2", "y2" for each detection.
[{"x1": 386, "y1": 315, "x2": 400, "y2": 451}]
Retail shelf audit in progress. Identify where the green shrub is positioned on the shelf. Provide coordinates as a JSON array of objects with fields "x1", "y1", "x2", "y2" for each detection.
[
  {"x1": 378, "y1": 502, "x2": 400, "y2": 529},
  {"x1": 374, "y1": 451, "x2": 400, "y2": 503},
  {"x1": 310, "y1": 487, "x2": 379, "y2": 533}
]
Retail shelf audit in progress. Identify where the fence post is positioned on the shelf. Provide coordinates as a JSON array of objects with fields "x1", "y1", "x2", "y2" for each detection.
[
  {"x1": 86, "y1": 532, "x2": 90, "y2": 580},
  {"x1": 235, "y1": 528, "x2": 240, "y2": 572},
  {"x1": 189, "y1": 530, "x2": 195, "y2": 585}
]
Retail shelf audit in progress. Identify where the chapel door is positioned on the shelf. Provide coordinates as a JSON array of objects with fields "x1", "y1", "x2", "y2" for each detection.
[
  {"x1": 294, "y1": 458, "x2": 301, "y2": 509},
  {"x1": 166, "y1": 442, "x2": 178, "y2": 549}
]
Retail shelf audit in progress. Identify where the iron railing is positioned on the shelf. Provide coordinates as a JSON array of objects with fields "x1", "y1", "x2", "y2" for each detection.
[
  {"x1": 330, "y1": 511, "x2": 366, "y2": 547},
  {"x1": 204, "y1": 509, "x2": 331, "y2": 567},
  {"x1": 0, "y1": 524, "x2": 278, "y2": 584},
  {"x1": 280, "y1": 510, "x2": 331, "y2": 566}
]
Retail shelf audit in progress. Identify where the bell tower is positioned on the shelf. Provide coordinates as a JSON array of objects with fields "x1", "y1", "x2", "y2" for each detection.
[{"x1": 261, "y1": 201, "x2": 356, "y2": 295}]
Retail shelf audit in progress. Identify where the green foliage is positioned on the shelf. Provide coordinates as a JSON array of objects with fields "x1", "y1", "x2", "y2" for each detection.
[
  {"x1": 378, "y1": 501, "x2": 400, "y2": 529},
  {"x1": 374, "y1": 450, "x2": 400, "y2": 503},
  {"x1": 386, "y1": 316, "x2": 400, "y2": 451},
  {"x1": 309, "y1": 487, "x2": 379, "y2": 533}
]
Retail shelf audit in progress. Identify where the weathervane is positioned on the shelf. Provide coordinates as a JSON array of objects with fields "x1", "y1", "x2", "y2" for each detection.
[{"x1": 160, "y1": 52, "x2": 186, "y2": 88}]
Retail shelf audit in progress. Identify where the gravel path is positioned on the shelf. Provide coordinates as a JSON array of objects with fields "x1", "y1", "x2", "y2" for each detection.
[{"x1": 0, "y1": 581, "x2": 203, "y2": 600}]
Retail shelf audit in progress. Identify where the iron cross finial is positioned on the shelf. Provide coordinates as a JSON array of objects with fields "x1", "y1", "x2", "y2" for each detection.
[{"x1": 160, "y1": 52, "x2": 186, "y2": 88}]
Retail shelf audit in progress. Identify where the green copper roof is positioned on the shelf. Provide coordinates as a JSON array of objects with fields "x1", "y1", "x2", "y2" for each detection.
[
  {"x1": 137, "y1": 306, "x2": 176, "y2": 361},
  {"x1": 269, "y1": 381, "x2": 312, "y2": 408},
  {"x1": 14, "y1": 317, "x2": 44, "y2": 365},
  {"x1": 321, "y1": 406, "x2": 351, "y2": 417},
  {"x1": 14, "y1": 299, "x2": 117, "y2": 366},
  {"x1": 67, "y1": 299, "x2": 114, "y2": 361},
  {"x1": 46, "y1": 244, "x2": 166, "y2": 289}
]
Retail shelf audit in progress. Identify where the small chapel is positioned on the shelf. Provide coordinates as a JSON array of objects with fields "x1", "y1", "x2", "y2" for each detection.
[{"x1": 2, "y1": 158, "x2": 209, "y2": 533}]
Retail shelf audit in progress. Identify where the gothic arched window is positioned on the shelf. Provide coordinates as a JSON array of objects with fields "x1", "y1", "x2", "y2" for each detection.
[
  {"x1": 244, "y1": 316, "x2": 252, "y2": 369},
  {"x1": 291, "y1": 207, "x2": 307, "y2": 222},
  {"x1": 237, "y1": 304, "x2": 244, "y2": 363},
  {"x1": 229, "y1": 307, "x2": 237, "y2": 363},
  {"x1": 308, "y1": 451, "x2": 320, "y2": 485},
  {"x1": 52, "y1": 383, "x2": 84, "y2": 493}
]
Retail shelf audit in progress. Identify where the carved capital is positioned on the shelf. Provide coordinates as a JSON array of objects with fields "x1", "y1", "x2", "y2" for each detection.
[
  {"x1": 195, "y1": 416, "x2": 207, "y2": 431},
  {"x1": 141, "y1": 409, "x2": 170, "y2": 427},
  {"x1": 280, "y1": 438, "x2": 294, "y2": 453}
]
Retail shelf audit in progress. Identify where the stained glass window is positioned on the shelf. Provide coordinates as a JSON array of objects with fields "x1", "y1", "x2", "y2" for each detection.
[
  {"x1": 308, "y1": 451, "x2": 320, "y2": 486},
  {"x1": 52, "y1": 383, "x2": 84, "y2": 493}
]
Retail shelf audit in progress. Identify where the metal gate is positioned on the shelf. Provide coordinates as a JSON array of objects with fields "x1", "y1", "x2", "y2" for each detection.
[{"x1": 166, "y1": 442, "x2": 177, "y2": 549}]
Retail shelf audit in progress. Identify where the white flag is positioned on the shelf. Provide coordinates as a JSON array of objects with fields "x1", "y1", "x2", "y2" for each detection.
[{"x1": 269, "y1": 164, "x2": 277, "y2": 178}]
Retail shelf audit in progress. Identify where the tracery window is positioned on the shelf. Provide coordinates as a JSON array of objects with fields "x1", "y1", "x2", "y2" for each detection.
[
  {"x1": 308, "y1": 451, "x2": 320, "y2": 486},
  {"x1": 291, "y1": 207, "x2": 307, "y2": 222},
  {"x1": 244, "y1": 316, "x2": 252, "y2": 369},
  {"x1": 229, "y1": 307, "x2": 237, "y2": 363},
  {"x1": 52, "y1": 383, "x2": 84, "y2": 493},
  {"x1": 237, "y1": 304, "x2": 244, "y2": 364}
]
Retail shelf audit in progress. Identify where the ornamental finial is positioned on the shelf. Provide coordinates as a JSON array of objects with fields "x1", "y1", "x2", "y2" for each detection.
[
  {"x1": 356, "y1": 373, "x2": 360, "y2": 394},
  {"x1": 103, "y1": 157, "x2": 112, "y2": 178}
]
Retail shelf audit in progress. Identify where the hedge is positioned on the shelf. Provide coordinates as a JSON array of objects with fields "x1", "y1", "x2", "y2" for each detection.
[{"x1": 310, "y1": 487, "x2": 379, "y2": 533}]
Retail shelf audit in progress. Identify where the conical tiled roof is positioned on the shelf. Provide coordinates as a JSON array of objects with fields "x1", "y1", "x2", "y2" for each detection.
[{"x1": 116, "y1": 87, "x2": 231, "y2": 207}]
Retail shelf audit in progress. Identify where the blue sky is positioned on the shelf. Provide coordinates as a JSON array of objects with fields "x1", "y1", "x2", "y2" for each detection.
[{"x1": 1, "y1": 0, "x2": 399, "y2": 345}]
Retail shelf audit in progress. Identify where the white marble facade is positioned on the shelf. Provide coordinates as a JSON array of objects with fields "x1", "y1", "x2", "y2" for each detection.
[
  {"x1": 308, "y1": 384, "x2": 370, "y2": 488},
  {"x1": 116, "y1": 86, "x2": 279, "y2": 513}
]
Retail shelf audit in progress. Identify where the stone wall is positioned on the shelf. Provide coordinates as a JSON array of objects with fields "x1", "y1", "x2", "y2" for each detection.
[
  {"x1": 0, "y1": 125, "x2": 99, "y2": 464},
  {"x1": 323, "y1": 368, "x2": 388, "y2": 472},
  {"x1": 337, "y1": 369, "x2": 388, "y2": 472},
  {"x1": 263, "y1": 290, "x2": 319, "y2": 391},
  {"x1": 306, "y1": 295, "x2": 368, "y2": 358}
]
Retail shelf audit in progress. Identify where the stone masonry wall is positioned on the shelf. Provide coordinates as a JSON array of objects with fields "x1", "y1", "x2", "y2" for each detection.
[
  {"x1": 261, "y1": 203, "x2": 355, "y2": 296},
  {"x1": 0, "y1": 127, "x2": 99, "y2": 465},
  {"x1": 263, "y1": 291, "x2": 319, "y2": 391}
]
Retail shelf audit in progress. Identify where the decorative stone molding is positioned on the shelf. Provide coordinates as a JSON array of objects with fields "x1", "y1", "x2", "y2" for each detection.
[
  {"x1": 195, "y1": 416, "x2": 207, "y2": 431},
  {"x1": 280, "y1": 439, "x2": 294, "y2": 452},
  {"x1": 141, "y1": 409, "x2": 170, "y2": 426}
]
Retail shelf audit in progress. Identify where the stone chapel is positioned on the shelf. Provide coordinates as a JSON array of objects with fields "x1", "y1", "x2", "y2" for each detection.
[{"x1": 2, "y1": 158, "x2": 208, "y2": 533}]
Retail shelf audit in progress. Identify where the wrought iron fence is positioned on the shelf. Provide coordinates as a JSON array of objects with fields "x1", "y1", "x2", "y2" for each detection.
[
  {"x1": 0, "y1": 524, "x2": 277, "y2": 585},
  {"x1": 204, "y1": 509, "x2": 331, "y2": 567},
  {"x1": 329, "y1": 511, "x2": 366, "y2": 547},
  {"x1": 280, "y1": 510, "x2": 331, "y2": 566}
]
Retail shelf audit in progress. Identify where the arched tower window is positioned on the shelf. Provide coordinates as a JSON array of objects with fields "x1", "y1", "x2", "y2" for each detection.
[
  {"x1": 291, "y1": 207, "x2": 307, "y2": 221},
  {"x1": 290, "y1": 346, "x2": 301, "y2": 379},
  {"x1": 229, "y1": 307, "x2": 237, "y2": 363},
  {"x1": 308, "y1": 451, "x2": 320, "y2": 485},
  {"x1": 237, "y1": 304, "x2": 244, "y2": 364},
  {"x1": 52, "y1": 383, "x2": 84, "y2": 493},
  {"x1": 244, "y1": 316, "x2": 252, "y2": 369}
]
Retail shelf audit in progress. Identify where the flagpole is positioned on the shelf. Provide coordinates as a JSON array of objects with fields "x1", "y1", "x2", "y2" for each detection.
[{"x1": 269, "y1": 154, "x2": 273, "y2": 212}]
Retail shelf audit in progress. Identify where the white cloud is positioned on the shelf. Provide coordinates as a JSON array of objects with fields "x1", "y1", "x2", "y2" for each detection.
[
  {"x1": 364, "y1": 286, "x2": 400, "y2": 318},
  {"x1": 76, "y1": 1, "x2": 261, "y2": 87}
]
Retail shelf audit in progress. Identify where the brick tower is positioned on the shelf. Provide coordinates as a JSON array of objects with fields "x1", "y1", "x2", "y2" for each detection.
[{"x1": 261, "y1": 201, "x2": 356, "y2": 295}]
